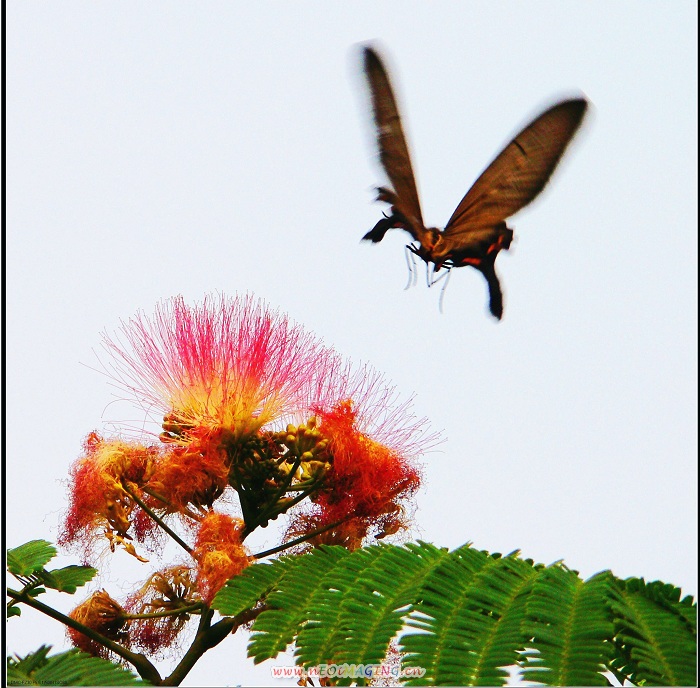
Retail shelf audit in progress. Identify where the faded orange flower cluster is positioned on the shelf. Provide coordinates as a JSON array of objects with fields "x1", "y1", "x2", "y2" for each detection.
[
  {"x1": 124, "y1": 565, "x2": 199, "y2": 656},
  {"x1": 62, "y1": 293, "x2": 438, "y2": 656},
  {"x1": 68, "y1": 590, "x2": 128, "y2": 659}
]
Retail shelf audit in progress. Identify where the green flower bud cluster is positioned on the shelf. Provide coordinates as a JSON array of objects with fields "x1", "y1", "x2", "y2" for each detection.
[
  {"x1": 275, "y1": 417, "x2": 332, "y2": 482},
  {"x1": 217, "y1": 418, "x2": 337, "y2": 530},
  {"x1": 234, "y1": 434, "x2": 287, "y2": 495}
]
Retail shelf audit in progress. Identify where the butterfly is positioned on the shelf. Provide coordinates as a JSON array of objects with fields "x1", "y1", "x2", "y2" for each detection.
[{"x1": 361, "y1": 46, "x2": 588, "y2": 319}]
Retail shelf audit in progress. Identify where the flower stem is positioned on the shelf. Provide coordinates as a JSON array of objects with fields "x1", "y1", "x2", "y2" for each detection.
[
  {"x1": 252, "y1": 518, "x2": 349, "y2": 559},
  {"x1": 162, "y1": 606, "x2": 265, "y2": 686},
  {"x1": 123, "y1": 484, "x2": 193, "y2": 555},
  {"x1": 142, "y1": 486, "x2": 203, "y2": 522},
  {"x1": 240, "y1": 480, "x2": 321, "y2": 540},
  {"x1": 125, "y1": 603, "x2": 203, "y2": 620}
]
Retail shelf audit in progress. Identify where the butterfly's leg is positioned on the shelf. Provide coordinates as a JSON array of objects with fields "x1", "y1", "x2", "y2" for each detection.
[
  {"x1": 438, "y1": 269, "x2": 452, "y2": 313},
  {"x1": 404, "y1": 245, "x2": 418, "y2": 290},
  {"x1": 429, "y1": 266, "x2": 450, "y2": 287}
]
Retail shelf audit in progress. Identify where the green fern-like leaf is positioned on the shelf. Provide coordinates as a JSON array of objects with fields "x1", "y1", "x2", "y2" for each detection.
[
  {"x1": 248, "y1": 546, "x2": 352, "y2": 663},
  {"x1": 39, "y1": 565, "x2": 98, "y2": 594},
  {"x1": 6, "y1": 646, "x2": 149, "y2": 686},
  {"x1": 6, "y1": 644, "x2": 52, "y2": 679},
  {"x1": 211, "y1": 542, "x2": 696, "y2": 686},
  {"x1": 608, "y1": 577, "x2": 697, "y2": 686},
  {"x1": 7, "y1": 540, "x2": 57, "y2": 577},
  {"x1": 401, "y1": 546, "x2": 540, "y2": 686},
  {"x1": 295, "y1": 542, "x2": 448, "y2": 684},
  {"x1": 520, "y1": 568, "x2": 614, "y2": 686},
  {"x1": 211, "y1": 556, "x2": 295, "y2": 616}
]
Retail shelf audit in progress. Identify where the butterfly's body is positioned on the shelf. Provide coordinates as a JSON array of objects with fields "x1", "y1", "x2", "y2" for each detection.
[
  {"x1": 367, "y1": 209, "x2": 512, "y2": 269},
  {"x1": 365, "y1": 208, "x2": 513, "y2": 316},
  {"x1": 360, "y1": 46, "x2": 587, "y2": 319}
]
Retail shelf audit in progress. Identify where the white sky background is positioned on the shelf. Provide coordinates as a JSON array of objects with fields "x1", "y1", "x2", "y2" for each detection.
[{"x1": 6, "y1": 2, "x2": 698, "y2": 686}]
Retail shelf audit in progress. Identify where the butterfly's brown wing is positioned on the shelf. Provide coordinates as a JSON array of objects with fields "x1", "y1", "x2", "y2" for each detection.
[
  {"x1": 363, "y1": 47, "x2": 427, "y2": 241},
  {"x1": 443, "y1": 98, "x2": 587, "y2": 237}
]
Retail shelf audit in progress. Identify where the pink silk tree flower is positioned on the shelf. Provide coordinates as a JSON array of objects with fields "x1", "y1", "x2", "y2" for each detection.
[
  {"x1": 97, "y1": 293, "x2": 440, "y2": 542},
  {"x1": 101, "y1": 294, "x2": 337, "y2": 444}
]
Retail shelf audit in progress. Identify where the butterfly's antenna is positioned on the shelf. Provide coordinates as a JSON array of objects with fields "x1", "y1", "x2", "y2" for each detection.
[
  {"x1": 404, "y1": 245, "x2": 418, "y2": 290},
  {"x1": 438, "y1": 269, "x2": 452, "y2": 313}
]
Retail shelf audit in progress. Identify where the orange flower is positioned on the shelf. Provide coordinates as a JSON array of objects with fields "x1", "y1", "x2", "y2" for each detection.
[
  {"x1": 286, "y1": 514, "x2": 368, "y2": 552},
  {"x1": 316, "y1": 399, "x2": 421, "y2": 516},
  {"x1": 286, "y1": 361, "x2": 440, "y2": 549},
  {"x1": 59, "y1": 433, "x2": 158, "y2": 558},
  {"x1": 102, "y1": 294, "x2": 336, "y2": 444},
  {"x1": 192, "y1": 512, "x2": 251, "y2": 604},
  {"x1": 145, "y1": 428, "x2": 229, "y2": 512},
  {"x1": 67, "y1": 590, "x2": 128, "y2": 658}
]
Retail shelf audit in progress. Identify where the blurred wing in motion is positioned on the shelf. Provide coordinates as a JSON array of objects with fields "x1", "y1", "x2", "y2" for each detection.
[
  {"x1": 362, "y1": 47, "x2": 428, "y2": 243},
  {"x1": 443, "y1": 98, "x2": 588, "y2": 237},
  {"x1": 358, "y1": 46, "x2": 589, "y2": 320}
]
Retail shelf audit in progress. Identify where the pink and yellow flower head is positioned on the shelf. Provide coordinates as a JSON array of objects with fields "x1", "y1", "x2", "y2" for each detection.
[
  {"x1": 83, "y1": 293, "x2": 440, "y2": 555},
  {"x1": 102, "y1": 294, "x2": 335, "y2": 444}
]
